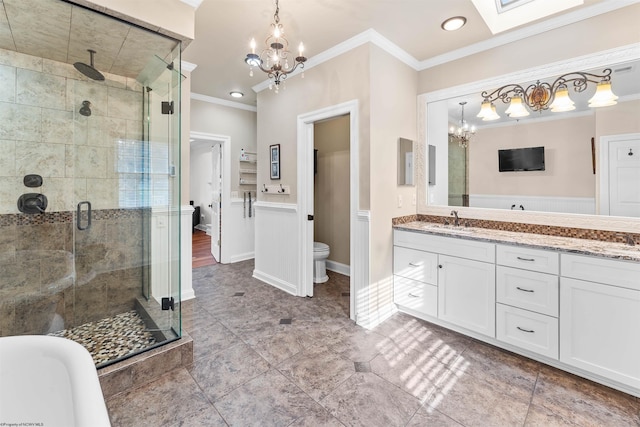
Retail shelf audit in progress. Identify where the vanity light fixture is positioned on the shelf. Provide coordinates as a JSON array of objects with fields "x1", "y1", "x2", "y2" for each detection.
[
  {"x1": 229, "y1": 91, "x2": 244, "y2": 98},
  {"x1": 449, "y1": 102, "x2": 476, "y2": 148},
  {"x1": 588, "y1": 80, "x2": 619, "y2": 107},
  {"x1": 477, "y1": 100, "x2": 500, "y2": 121},
  {"x1": 245, "y1": 0, "x2": 307, "y2": 93},
  {"x1": 477, "y1": 68, "x2": 617, "y2": 120},
  {"x1": 441, "y1": 16, "x2": 467, "y2": 31},
  {"x1": 504, "y1": 95, "x2": 530, "y2": 117}
]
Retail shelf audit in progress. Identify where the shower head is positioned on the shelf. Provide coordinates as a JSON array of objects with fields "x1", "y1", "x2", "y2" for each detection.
[
  {"x1": 74, "y1": 49, "x2": 105, "y2": 81},
  {"x1": 79, "y1": 100, "x2": 92, "y2": 117}
]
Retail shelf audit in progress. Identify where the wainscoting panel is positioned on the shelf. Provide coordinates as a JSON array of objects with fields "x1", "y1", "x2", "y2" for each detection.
[
  {"x1": 353, "y1": 210, "x2": 371, "y2": 326},
  {"x1": 253, "y1": 202, "x2": 299, "y2": 295},
  {"x1": 470, "y1": 194, "x2": 596, "y2": 215},
  {"x1": 224, "y1": 199, "x2": 256, "y2": 263}
]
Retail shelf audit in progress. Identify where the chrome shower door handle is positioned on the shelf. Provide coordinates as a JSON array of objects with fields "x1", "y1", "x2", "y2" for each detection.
[{"x1": 77, "y1": 201, "x2": 92, "y2": 230}]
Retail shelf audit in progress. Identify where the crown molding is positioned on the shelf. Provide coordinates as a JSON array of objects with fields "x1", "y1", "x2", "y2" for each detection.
[
  {"x1": 251, "y1": 29, "x2": 420, "y2": 93},
  {"x1": 418, "y1": 0, "x2": 639, "y2": 70},
  {"x1": 179, "y1": 0, "x2": 203, "y2": 9},
  {"x1": 191, "y1": 92, "x2": 257, "y2": 112},
  {"x1": 250, "y1": 1, "x2": 638, "y2": 94}
]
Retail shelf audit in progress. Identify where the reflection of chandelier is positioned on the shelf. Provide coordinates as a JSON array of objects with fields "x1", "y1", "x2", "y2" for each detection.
[
  {"x1": 477, "y1": 68, "x2": 618, "y2": 121},
  {"x1": 245, "y1": 0, "x2": 307, "y2": 93},
  {"x1": 449, "y1": 102, "x2": 476, "y2": 148}
]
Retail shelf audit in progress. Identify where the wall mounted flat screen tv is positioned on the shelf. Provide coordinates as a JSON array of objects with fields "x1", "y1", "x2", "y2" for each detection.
[{"x1": 498, "y1": 146, "x2": 545, "y2": 172}]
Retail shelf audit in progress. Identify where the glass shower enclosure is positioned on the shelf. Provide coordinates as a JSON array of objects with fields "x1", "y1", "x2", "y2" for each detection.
[{"x1": 0, "y1": 0, "x2": 182, "y2": 367}]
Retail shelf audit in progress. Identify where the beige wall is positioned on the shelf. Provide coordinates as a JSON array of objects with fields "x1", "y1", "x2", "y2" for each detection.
[
  {"x1": 418, "y1": 4, "x2": 640, "y2": 94},
  {"x1": 595, "y1": 98, "x2": 640, "y2": 138},
  {"x1": 190, "y1": 100, "x2": 257, "y2": 195},
  {"x1": 369, "y1": 45, "x2": 418, "y2": 315},
  {"x1": 470, "y1": 115, "x2": 596, "y2": 198},
  {"x1": 314, "y1": 115, "x2": 350, "y2": 266},
  {"x1": 257, "y1": 44, "x2": 371, "y2": 209}
]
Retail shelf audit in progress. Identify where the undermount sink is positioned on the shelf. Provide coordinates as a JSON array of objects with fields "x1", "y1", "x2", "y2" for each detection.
[{"x1": 422, "y1": 224, "x2": 475, "y2": 234}]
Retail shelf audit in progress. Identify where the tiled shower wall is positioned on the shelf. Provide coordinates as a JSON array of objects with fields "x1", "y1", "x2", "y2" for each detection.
[{"x1": 0, "y1": 48, "x2": 164, "y2": 336}]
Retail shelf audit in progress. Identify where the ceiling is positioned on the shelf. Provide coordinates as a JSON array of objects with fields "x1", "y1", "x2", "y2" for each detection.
[
  {"x1": 181, "y1": 0, "x2": 623, "y2": 106},
  {"x1": 0, "y1": 0, "x2": 179, "y2": 81}
]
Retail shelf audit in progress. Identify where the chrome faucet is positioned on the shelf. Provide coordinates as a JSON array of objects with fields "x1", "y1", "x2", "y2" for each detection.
[{"x1": 450, "y1": 210, "x2": 460, "y2": 227}]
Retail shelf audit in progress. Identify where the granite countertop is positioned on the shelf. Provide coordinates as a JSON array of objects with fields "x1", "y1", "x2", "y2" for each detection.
[{"x1": 394, "y1": 221, "x2": 640, "y2": 262}]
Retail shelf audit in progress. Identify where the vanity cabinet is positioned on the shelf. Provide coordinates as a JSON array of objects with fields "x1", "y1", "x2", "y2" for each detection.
[
  {"x1": 393, "y1": 230, "x2": 495, "y2": 337},
  {"x1": 393, "y1": 228, "x2": 640, "y2": 396},
  {"x1": 560, "y1": 254, "x2": 640, "y2": 390}
]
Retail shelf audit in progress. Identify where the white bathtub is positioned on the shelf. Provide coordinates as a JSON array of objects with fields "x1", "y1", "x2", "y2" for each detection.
[{"x1": 0, "y1": 335, "x2": 111, "y2": 427}]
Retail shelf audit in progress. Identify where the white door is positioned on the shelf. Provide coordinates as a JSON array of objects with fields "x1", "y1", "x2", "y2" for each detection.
[
  {"x1": 211, "y1": 144, "x2": 222, "y2": 262},
  {"x1": 609, "y1": 137, "x2": 640, "y2": 217}
]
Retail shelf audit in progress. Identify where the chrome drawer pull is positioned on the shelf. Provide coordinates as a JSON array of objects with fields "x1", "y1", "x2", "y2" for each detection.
[
  {"x1": 408, "y1": 293, "x2": 420, "y2": 298},
  {"x1": 516, "y1": 286, "x2": 534, "y2": 293},
  {"x1": 517, "y1": 326, "x2": 535, "y2": 333},
  {"x1": 516, "y1": 256, "x2": 535, "y2": 262},
  {"x1": 408, "y1": 262, "x2": 424, "y2": 267}
]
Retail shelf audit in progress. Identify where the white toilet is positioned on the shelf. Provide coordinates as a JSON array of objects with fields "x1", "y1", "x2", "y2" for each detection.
[{"x1": 313, "y1": 242, "x2": 330, "y2": 283}]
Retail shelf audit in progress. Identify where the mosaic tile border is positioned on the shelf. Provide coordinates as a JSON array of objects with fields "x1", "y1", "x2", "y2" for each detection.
[
  {"x1": 392, "y1": 214, "x2": 640, "y2": 245},
  {"x1": 0, "y1": 208, "x2": 149, "y2": 227}
]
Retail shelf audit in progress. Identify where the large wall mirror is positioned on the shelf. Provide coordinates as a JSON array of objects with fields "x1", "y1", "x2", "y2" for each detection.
[{"x1": 425, "y1": 47, "x2": 640, "y2": 218}]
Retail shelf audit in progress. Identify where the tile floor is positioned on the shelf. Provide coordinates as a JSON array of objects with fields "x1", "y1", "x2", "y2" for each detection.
[{"x1": 106, "y1": 260, "x2": 640, "y2": 426}]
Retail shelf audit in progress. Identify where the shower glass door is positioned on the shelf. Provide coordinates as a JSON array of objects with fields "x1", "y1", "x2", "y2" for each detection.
[{"x1": 69, "y1": 37, "x2": 182, "y2": 366}]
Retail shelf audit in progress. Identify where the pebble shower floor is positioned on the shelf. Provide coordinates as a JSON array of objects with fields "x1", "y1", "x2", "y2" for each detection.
[{"x1": 49, "y1": 311, "x2": 156, "y2": 366}]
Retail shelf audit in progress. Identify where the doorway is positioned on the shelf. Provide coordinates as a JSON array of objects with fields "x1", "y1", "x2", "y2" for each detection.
[
  {"x1": 190, "y1": 132, "x2": 231, "y2": 263},
  {"x1": 599, "y1": 133, "x2": 640, "y2": 217},
  {"x1": 297, "y1": 100, "x2": 362, "y2": 322}
]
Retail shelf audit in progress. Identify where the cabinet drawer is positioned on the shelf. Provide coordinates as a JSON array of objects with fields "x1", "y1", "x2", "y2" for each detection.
[
  {"x1": 496, "y1": 266, "x2": 558, "y2": 317},
  {"x1": 394, "y1": 276, "x2": 437, "y2": 317},
  {"x1": 561, "y1": 254, "x2": 640, "y2": 291},
  {"x1": 496, "y1": 304, "x2": 559, "y2": 359},
  {"x1": 394, "y1": 230, "x2": 495, "y2": 263},
  {"x1": 497, "y1": 244, "x2": 559, "y2": 275},
  {"x1": 393, "y1": 246, "x2": 438, "y2": 285}
]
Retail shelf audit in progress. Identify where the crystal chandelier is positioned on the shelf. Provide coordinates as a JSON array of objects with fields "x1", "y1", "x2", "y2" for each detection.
[
  {"x1": 477, "y1": 68, "x2": 618, "y2": 121},
  {"x1": 245, "y1": 0, "x2": 307, "y2": 93},
  {"x1": 449, "y1": 102, "x2": 476, "y2": 148}
]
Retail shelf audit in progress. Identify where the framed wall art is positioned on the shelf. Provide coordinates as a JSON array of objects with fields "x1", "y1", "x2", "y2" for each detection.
[{"x1": 270, "y1": 144, "x2": 280, "y2": 180}]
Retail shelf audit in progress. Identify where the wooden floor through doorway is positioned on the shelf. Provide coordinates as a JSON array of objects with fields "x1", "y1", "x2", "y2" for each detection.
[{"x1": 192, "y1": 229, "x2": 216, "y2": 268}]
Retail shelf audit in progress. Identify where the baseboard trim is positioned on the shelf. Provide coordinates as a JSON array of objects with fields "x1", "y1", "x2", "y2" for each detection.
[
  {"x1": 253, "y1": 269, "x2": 297, "y2": 296},
  {"x1": 357, "y1": 302, "x2": 398, "y2": 330},
  {"x1": 228, "y1": 252, "x2": 255, "y2": 263},
  {"x1": 326, "y1": 260, "x2": 350, "y2": 277},
  {"x1": 181, "y1": 288, "x2": 196, "y2": 302}
]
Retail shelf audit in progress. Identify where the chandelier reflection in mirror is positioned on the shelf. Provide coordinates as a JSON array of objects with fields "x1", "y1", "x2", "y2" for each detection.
[
  {"x1": 245, "y1": 0, "x2": 307, "y2": 93},
  {"x1": 449, "y1": 102, "x2": 476, "y2": 148},
  {"x1": 477, "y1": 68, "x2": 618, "y2": 121}
]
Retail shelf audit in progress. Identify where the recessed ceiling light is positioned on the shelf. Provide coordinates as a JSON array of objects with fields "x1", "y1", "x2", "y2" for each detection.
[
  {"x1": 230, "y1": 91, "x2": 244, "y2": 98},
  {"x1": 441, "y1": 16, "x2": 467, "y2": 31}
]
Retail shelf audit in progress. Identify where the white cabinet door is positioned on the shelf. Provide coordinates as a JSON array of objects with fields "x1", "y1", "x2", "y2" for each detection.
[
  {"x1": 438, "y1": 255, "x2": 496, "y2": 337},
  {"x1": 560, "y1": 277, "x2": 640, "y2": 390}
]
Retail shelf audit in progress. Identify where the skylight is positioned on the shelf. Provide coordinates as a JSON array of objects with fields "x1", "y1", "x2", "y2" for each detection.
[{"x1": 472, "y1": 0, "x2": 584, "y2": 34}]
